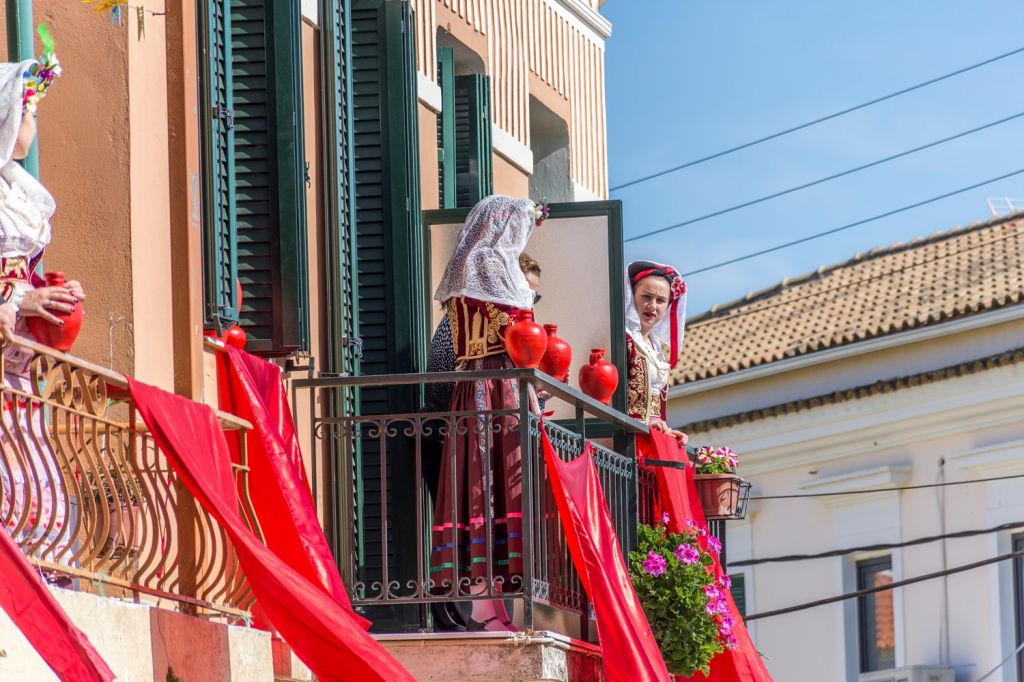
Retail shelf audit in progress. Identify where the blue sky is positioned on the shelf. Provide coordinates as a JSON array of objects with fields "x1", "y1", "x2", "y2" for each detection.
[{"x1": 603, "y1": 0, "x2": 1024, "y2": 315}]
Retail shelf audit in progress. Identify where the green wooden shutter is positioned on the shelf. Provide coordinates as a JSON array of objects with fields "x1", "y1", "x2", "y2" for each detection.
[
  {"x1": 453, "y1": 74, "x2": 492, "y2": 207},
  {"x1": 322, "y1": 0, "x2": 359, "y2": 379},
  {"x1": 351, "y1": 0, "x2": 423, "y2": 625},
  {"x1": 229, "y1": 0, "x2": 309, "y2": 354},
  {"x1": 199, "y1": 0, "x2": 239, "y2": 330},
  {"x1": 731, "y1": 573, "x2": 747, "y2": 619},
  {"x1": 436, "y1": 47, "x2": 456, "y2": 209}
]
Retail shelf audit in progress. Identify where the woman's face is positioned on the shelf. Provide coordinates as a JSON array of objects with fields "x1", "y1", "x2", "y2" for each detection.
[
  {"x1": 633, "y1": 276, "x2": 671, "y2": 335},
  {"x1": 12, "y1": 111, "x2": 36, "y2": 160}
]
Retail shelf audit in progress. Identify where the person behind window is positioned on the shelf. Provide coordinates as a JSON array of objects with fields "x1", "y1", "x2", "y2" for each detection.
[{"x1": 624, "y1": 260, "x2": 687, "y2": 445}]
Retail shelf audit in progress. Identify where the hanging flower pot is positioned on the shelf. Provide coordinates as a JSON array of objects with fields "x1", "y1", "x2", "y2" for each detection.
[
  {"x1": 504, "y1": 309, "x2": 547, "y2": 368},
  {"x1": 539, "y1": 323, "x2": 571, "y2": 381},
  {"x1": 26, "y1": 272, "x2": 84, "y2": 352},
  {"x1": 694, "y1": 474, "x2": 743, "y2": 519},
  {"x1": 578, "y1": 347, "x2": 618, "y2": 404}
]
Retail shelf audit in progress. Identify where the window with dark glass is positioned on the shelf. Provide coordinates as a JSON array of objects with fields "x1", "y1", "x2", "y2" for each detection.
[
  {"x1": 730, "y1": 573, "x2": 746, "y2": 620},
  {"x1": 436, "y1": 44, "x2": 492, "y2": 208},
  {"x1": 857, "y1": 555, "x2": 896, "y2": 673}
]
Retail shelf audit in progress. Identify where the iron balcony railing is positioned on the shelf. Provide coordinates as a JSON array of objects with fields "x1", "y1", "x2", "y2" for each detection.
[
  {"x1": 296, "y1": 368, "x2": 649, "y2": 633},
  {"x1": 0, "y1": 335, "x2": 262, "y2": 620}
]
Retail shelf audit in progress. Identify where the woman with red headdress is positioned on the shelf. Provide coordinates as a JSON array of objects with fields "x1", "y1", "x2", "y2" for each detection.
[{"x1": 625, "y1": 260, "x2": 688, "y2": 444}]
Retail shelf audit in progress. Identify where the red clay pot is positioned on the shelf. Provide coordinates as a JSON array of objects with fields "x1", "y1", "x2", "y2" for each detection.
[
  {"x1": 224, "y1": 325, "x2": 247, "y2": 349},
  {"x1": 504, "y1": 309, "x2": 547, "y2": 368},
  {"x1": 27, "y1": 272, "x2": 84, "y2": 352},
  {"x1": 539, "y1": 324, "x2": 572, "y2": 381},
  {"x1": 578, "y1": 347, "x2": 618, "y2": 404}
]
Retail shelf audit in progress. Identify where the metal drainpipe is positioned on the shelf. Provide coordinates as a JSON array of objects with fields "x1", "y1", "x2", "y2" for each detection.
[{"x1": 6, "y1": 0, "x2": 37, "y2": 177}]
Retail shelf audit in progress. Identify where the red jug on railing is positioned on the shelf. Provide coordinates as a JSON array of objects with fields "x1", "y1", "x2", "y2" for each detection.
[
  {"x1": 27, "y1": 272, "x2": 84, "y2": 352},
  {"x1": 504, "y1": 309, "x2": 547, "y2": 368},
  {"x1": 539, "y1": 324, "x2": 572, "y2": 381},
  {"x1": 579, "y1": 348, "x2": 618, "y2": 404}
]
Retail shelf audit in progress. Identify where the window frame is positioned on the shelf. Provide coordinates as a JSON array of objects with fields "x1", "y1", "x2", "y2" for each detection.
[{"x1": 856, "y1": 554, "x2": 896, "y2": 674}]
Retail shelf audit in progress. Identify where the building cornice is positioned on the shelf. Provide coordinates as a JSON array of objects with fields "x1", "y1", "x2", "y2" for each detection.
[
  {"x1": 417, "y1": 73, "x2": 443, "y2": 113},
  {"x1": 670, "y1": 305, "x2": 1024, "y2": 399},
  {"x1": 552, "y1": 0, "x2": 612, "y2": 40}
]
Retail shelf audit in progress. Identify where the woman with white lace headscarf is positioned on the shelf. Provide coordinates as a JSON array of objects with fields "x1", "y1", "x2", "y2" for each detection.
[
  {"x1": 429, "y1": 195, "x2": 541, "y2": 631},
  {"x1": 0, "y1": 42, "x2": 87, "y2": 569},
  {"x1": 625, "y1": 260, "x2": 688, "y2": 445}
]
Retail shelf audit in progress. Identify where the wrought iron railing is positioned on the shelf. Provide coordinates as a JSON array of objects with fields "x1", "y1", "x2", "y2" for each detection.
[
  {"x1": 297, "y1": 368, "x2": 648, "y2": 632},
  {"x1": 0, "y1": 336, "x2": 261, "y2": 619}
]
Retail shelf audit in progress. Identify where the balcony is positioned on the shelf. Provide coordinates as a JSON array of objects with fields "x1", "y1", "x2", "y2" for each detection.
[
  {"x1": 298, "y1": 368, "x2": 651, "y2": 679},
  {"x1": 0, "y1": 336, "x2": 278, "y2": 680}
]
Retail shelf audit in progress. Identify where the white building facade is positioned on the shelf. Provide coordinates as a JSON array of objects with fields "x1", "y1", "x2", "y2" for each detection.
[{"x1": 667, "y1": 214, "x2": 1024, "y2": 682}]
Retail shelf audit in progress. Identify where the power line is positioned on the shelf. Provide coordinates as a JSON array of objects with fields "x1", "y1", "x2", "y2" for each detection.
[
  {"x1": 745, "y1": 546, "x2": 1024, "y2": 621},
  {"x1": 748, "y1": 471, "x2": 1024, "y2": 501},
  {"x1": 610, "y1": 45, "x2": 1024, "y2": 192},
  {"x1": 666, "y1": 166, "x2": 1024, "y2": 274},
  {"x1": 686, "y1": 227, "x2": 1021, "y2": 330},
  {"x1": 622, "y1": 111, "x2": 1024, "y2": 242},
  {"x1": 731, "y1": 520, "x2": 1024, "y2": 568}
]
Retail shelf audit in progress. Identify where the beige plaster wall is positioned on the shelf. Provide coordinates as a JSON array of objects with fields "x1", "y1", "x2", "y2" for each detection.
[
  {"x1": 418, "y1": 102, "x2": 439, "y2": 211},
  {"x1": 21, "y1": 5, "x2": 135, "y2": 376},
  {"x1": 128, "y1": 1, "x2": 175, "y2": 389},
  {"x1": 492, "y1": 152, "x2": 529, "y2": 198},
  {"x1": 0, "y1": 587, "x2": 273, "y2": 681}
]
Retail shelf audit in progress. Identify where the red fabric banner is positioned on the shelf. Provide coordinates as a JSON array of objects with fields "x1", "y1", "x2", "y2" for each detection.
[
  {"x1": 128, "y1": 378, "x2": 413, "y2": 682},
  {"x1": 540, "y1": 426, "x2": 670, "y2": 682},
  {"x1": 638, "y1": 430, "x2": 773, "y2": 682},
  {"x1": 0, "y1": 528, "x2": 114, "y2": 681},
  {"x1": 220, "y1": 346, "x2": 361, "y2": 622}
]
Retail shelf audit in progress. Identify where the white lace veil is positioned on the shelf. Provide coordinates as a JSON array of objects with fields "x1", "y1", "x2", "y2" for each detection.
[
  {"x1": 0, "y1": 60, "x2": 55, "y2": 218},
  {"x1": 434, "y1": 195, "x2": 536, "y2": 309},
  {"x1": 625, "y1": 260, "x2": 687, "y2": 369}
]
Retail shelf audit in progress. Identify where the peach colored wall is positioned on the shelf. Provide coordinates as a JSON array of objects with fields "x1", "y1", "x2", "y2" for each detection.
[
  {"x1": 418, "y1": 102, "x2": 439, "y2": 211},
  {"x1": 492, "y1": 152, "x2": 529, "y2": 198},
  {"x1": 21, "y1": 4, "x2": 135, "y2": 375},
  {"x1": 128, "y1": 0, "x2": 174, "y2": 390}
]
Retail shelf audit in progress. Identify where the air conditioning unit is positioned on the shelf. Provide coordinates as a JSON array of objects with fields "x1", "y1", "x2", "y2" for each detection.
[{"x1": 859, "y1": 666, "x2": 954, "y2": 682}]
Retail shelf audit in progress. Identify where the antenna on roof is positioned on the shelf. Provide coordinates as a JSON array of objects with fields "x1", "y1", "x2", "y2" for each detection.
[{"x1": 986, "y1": 197, "x2": 1024, "y2": 216}]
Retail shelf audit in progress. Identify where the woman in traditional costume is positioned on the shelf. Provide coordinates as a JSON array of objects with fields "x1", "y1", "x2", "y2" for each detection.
[
  {"x1": 625, "y1": 260, "x2": 687, "y2": 444},
  {"x1": 429, "y1": 195, "x2": 542, "y2": 631},
  {"x1": 0, "y1": 39, "x2": 86, "y2": 566}
]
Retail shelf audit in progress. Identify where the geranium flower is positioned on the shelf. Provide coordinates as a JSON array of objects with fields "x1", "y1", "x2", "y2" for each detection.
[
  {"x1": 719, "y1": 574, "x2": 732, "y2": 589},
  {"x1": 674, "y1": 543, "x2": 700, "y2": 565},
  {"x1": 642, "y1": 550, "x2": 667, "y2": 577},
  {"x1": 706, "y1": 535, "x2": 722, "y2": 555},
  {"x1": 661, "y1": 511, "x2": 670, "y2": 525}
]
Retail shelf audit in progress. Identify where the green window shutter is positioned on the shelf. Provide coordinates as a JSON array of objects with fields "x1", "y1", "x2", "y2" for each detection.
[
  {"x1": 436, "y1": 47, "x2": 456, "y2": 209},
  {"x1": 351, "y1": 0, "x2": 423, "y2": 625},
  {"x1": 730, "y1": 573, "x2": 747, "y2": 619},
  {"x1": 453, "y1": 73, "x2": 492, "y2": 207},
  {"x1": 321, "y1": 0, "x2": 359, "y2": 378},
  {"x1": 199, "y1": 0, "x2": 239, "y2": 330},
  {"x1": 230, "y1": 0, "x2": 309, "y2": 354}
]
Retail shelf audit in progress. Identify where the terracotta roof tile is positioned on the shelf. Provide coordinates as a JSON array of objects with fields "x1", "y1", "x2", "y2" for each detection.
[
  {"x1": 679, "y1": 346, "x2": 1024, "y2": 434},
  {"x1": 673, "y1": 213, "x2": 1024, "y2": 385}
]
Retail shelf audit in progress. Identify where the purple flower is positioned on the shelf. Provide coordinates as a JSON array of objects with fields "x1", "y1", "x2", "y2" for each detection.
[
  {"x1": 707, "y1": 536, "x2": 722, "y2": 555},
  {"x1": 704, "y1": 584, "x2": 722, "y2": 600},
  {"x1": 719, "y1": 574, "x2": 732, "y2": 589},
  {"x1": 719, "y1": 611, "x2": 735, "y2": 628},
  {"x1": 723, "y1": 633, "x2": 739, "y2": 649},
  {"x1": 642, "y1": 550, "x2": 667, "y2": 577},
  {"x1": 661, "y1": 511, "x2": 670, "y2": 525},
  {"x1": 705, "y1": 601, "x2": 720, "y2": 615},
  {"x1": 674, "y1": 543, "x2": 700, "y2": 565}
]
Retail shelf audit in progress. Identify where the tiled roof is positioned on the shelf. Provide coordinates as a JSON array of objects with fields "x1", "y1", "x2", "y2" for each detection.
[
  {"x1": 679, "y1": 345, "x2": 1024, "y2": 434},
  {"x1": 673, "y1": 213, "x2": 1024, "y2": 385}
]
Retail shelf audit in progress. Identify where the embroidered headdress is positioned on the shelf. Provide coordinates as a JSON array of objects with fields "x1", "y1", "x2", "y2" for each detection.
[
  {"x1": 625, "y1": 260, "x2": 687, "y2": 369},
  {"x1": 434, "y1": 195, "x2": 537, "y2": 309}
]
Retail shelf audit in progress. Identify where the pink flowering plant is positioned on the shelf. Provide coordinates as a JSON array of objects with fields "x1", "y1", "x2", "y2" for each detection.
[
  {"x1": 628, "y1": 514, "x2": 737, "y2": 675},
  {"x1": 694, "y1": 445, "x2": 738, "y2": 475}
]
